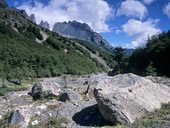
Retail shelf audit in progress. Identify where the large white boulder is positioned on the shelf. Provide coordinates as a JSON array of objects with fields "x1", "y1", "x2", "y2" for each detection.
[{"x1": 94, "y1": 73, "x2": 170, "y2": 124}]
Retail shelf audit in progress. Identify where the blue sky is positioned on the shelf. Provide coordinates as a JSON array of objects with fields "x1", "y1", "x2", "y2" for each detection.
[{"x1": 6, "y1": 0, "x2": 170, "y2": 48}]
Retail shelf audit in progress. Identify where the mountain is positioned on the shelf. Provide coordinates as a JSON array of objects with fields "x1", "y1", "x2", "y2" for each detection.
[
  {"x1": 0, "y1": 0, "x2": 7, "y2": 8},
  {"x1": 29, "y1": 14, "x2": 36, "y2": 24},
  {"x1": 124, "y1": 48, "x2": 134, "y2": 56},
  {"x1": 39, "y1": 20, "x2": 50, "y2": 29},
  {"x1": 0, "y1": 1, "x2": 117, "y2": 79},
  {"x1": 52, "y1": 20, "x2": 113, "y2": 50}
]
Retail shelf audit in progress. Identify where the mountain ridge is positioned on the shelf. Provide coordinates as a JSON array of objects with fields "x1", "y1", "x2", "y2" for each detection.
[
  {"x1": 0, "y1": 1, "x2": 118, "y2": 79},
  {"x1": 52, "y1": 20, "x2": 113, "y2": 50}
]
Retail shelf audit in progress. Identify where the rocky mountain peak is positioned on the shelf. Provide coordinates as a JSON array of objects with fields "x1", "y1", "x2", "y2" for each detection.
[
  {"x1": 39, "y1": 20, "x2": 50, "y2": 29},
  {"x1": 0, "y1": 0, "x2": 7, "y2": 8},
  {"x1": 69, "y1": 20, "x2": 91, "y2": 30},
  {"x1": 29, "y1": 14, "x2": 36, "y2": 24},
  {"x1": 52, "y1": 20, "x2": 113, "y2": 50}
]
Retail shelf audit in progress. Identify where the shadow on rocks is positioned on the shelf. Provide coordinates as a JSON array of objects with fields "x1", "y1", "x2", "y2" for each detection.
[{"x1": 72, "y1": 104, "x2": 112, "y2": 127}]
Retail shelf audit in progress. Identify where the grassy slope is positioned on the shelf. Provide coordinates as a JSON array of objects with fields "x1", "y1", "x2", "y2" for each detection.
[{"x1": 0, "y1": 7, "x2": 117, "y2": 80}]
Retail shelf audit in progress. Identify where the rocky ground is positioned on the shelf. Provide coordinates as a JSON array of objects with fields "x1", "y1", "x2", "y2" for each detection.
[{"x1": 0, "y1": 73, "x2": 170, "y2": 128}]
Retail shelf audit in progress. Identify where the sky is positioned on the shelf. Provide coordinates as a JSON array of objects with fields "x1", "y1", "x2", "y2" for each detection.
[{"x1": 6, "y1": 0, "x2": 170, "y2": 48}]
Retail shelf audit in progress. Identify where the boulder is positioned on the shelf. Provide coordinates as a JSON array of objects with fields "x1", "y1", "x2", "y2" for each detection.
[
  {"x1": 7, "y1": 79, "x2": 21, "y2": 85},
  {"x1": 94, "y1": 73, "x2": 170, "y2": 125},
  {"x1": 41, "y1": 82, "x2": 61, "y2": 96},
  {"x1": 8, "y1": 110, "x2": 25, "y2": 126},
  {"x1": 59, "y1": 89, "x2": 82, "y2": 102},
  {"x1": 30, "y1": 83, "x2": 43, "y2": 100},
  {"x1": 30, "y1": 82, "x2": 61, "y2": 99}
]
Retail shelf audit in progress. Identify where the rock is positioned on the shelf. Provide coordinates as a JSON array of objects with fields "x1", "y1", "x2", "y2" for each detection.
[
  {"x1": 0, "y1": 115, "x2": 2, "y2": 120},
  {"x1": 60, "y1": 123, "x2": 67, "y2": 128},
  {"x1": 30, "y1": 82, "x2": 62, "y2": 99},
  {"x1": 39, "y1": 20, "x2": 50, "y2": 29},
  {"x1": 7, "y1": 79, "x2": 21, "y2": 85},
  {"x1": 19, "y1": 10, "x2": 30, "y2": 20},
  {"x1": 94, "y1": 73, "x2": 170, "y2": 125},
  {"x1": 59, "y1": 89, "x2": 82, "y2": 102},
  {"x1": 52, "y1": 21, "x2": 113, "y2": 50},
  {"x1": 30, "y1": 83, "x2": 43, "y2": 100},
  {"x1": 146, "y1": 76, "x2": 170, "y2": 86},
  {"x1": 8, "y1": 110, "x2": 25, "y2": 126},
  {"x1": 0, "y1": 0, "x2": 7, "y2": 8},
  {"x1": 29, "y1": 14, "x2": 36, "y2": 24},
  {"x1": 31, "y1": 120, "x2": 39, "y2": 126},
  {"x1": 41, "y1": 82, "x2": 61, "y2": 96}
]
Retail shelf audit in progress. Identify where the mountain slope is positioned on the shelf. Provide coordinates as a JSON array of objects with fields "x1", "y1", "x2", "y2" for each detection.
[
  {"x1": 0, "y1": 2, "x2": 117, "y2": 79},
  {"x1": 0, "y1": 0, "x2": 7, "y2": 8},
  {"x1": 52, "y1": 20, "x2": 113, "y2": 50}
]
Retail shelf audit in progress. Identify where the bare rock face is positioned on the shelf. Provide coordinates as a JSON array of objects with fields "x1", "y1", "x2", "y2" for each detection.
[
  {"x1": 39, "y1": 20, "x2": 50, "y2": 29},
  {"x1": 52, "y1": 20, "x2": 113, "y2": 50},
  {"x1": 94, "y1": 73, "x2": 170, "y2": 125},
  {"x1": 29, "y1": 14, "x2": 36, "y2": 24},
  {"x1": 0, "y1": 0, "x2": 7, "y2": 8}
]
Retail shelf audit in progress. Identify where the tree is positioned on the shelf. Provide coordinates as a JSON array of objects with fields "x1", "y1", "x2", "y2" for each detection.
[
  {"x1": 112, "y1": 47, "x2": 128, "y2": 74},
  {"x1": 145, "y1": 62, "x2": 157, "y2": 76}
]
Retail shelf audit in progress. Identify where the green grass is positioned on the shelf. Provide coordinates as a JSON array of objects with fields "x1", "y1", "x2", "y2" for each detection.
[{"x1": 0, "y1": 79, "x2": 36, "y2": 96}]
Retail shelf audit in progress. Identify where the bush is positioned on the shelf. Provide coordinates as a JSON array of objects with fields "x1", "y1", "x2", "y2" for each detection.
[
  {"x1": 33, "y1": 27, "x2": 43, "y2": 40},
  {"x1": 27, "y1": 25, "x2": 43, "y2": 40},
  {"x1": 145, "y1": 62, "x2": 157, "y2": 76}
]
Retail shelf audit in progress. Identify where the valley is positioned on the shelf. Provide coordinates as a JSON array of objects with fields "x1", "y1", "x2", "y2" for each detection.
[{"x1": 0, "y1": 0, "x2": 170, "y2": 128}]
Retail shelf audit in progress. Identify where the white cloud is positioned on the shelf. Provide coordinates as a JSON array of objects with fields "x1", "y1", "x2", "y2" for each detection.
[
  {"x1": 164, "y1": 2, "x2": 170, "y2": 19},
  {"x1": 143, "y1": 0, "x2": 156, "y2": 5},
  {"x1": 122, "y1": 19, "x2": 161, "y2": 48},
  {"x1": 117, "y1": 0, "x2": 148, "y2": 20},
  {"x1": 17, "y1": 0, "x2": 113, "y2": 33},
  {"x1": 115, "y1": 29, "x2": 121, "y2": 34}
]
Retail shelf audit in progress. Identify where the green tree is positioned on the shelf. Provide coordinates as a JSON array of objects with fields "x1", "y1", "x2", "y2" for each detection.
[{"x1": 145, "y1": 62, "x2": 157, "y2": 76}]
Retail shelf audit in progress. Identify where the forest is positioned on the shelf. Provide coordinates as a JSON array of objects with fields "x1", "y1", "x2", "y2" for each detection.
[{"x1": 128, "y1": 31, "x2": 170, "y2": 77}]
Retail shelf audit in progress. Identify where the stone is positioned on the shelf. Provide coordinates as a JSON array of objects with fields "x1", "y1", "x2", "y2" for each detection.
[
  {"x1": 41, "y1": 82, "x2": 61, "y2": 96},
  {"x1": 94, "y1": 73, "x2": 170, "y2": 125},
  {"x1": 30, "y1": 82, "x2": 62, "y2": 99},
  {"x1": 59, "y1": 89, "x2": 82, "y2": 102},
  {"x1": 146, "y1": 76, "x2": 170, "y2": 86},
  {"x1": 39, "y1": 20, "x2": 50, "y2": 29},
  {"x1": 7, "y1": 79, "x2": 21, "y2": 85},
  {"x1": 30, "y1": 83, "x2": 43, "y2": 100},
  {"x1": 60, "y1": 123, "x2": 67, "y2": 128},
  {"x1": 0, "y1": 0, "x2": 7, "y2": 8},
  {"x1": 52, "y1": 21, "x2": 113, "y2": 50},
  {"x1": 31, "y1": 120, "x2": 39, "y2": 126},
  {"x1": 29, "y1": 14, "x2": 36, "y2": 24},
  {"x1": 8, "y1": 110, "x2": 25, "y2": 126},
  {"x1": 0, "y1": 115, "x2": 2, "y2": 120}
]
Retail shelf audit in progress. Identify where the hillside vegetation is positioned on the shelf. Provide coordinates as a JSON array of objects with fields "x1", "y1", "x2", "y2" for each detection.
[
  {"x1": 0, "y1": 7, "x2": 117, "y2": 80},
  {"x1": 128, "y1": 31, "x2": 170, "y2": 77}
]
